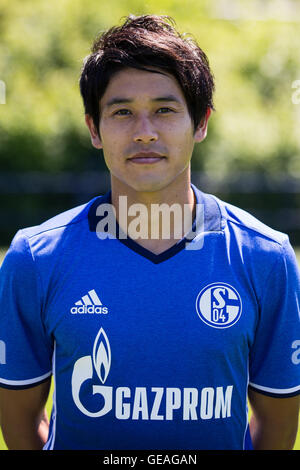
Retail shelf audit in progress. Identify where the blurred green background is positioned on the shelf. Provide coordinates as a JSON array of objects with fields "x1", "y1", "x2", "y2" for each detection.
[
  {"x1": 0, "y1": 0, "x2": 300, "y2": 245},
  {"x1": 0, "y1": 0, "x2": 300, "y2": 450}
]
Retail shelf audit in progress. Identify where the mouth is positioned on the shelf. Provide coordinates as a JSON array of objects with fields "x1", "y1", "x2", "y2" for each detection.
[{"x1": 128, "y1": 152, "x2": 166, "y2": 164}]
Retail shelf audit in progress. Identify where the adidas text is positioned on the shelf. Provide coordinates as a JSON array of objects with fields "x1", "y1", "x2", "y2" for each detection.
[
  {"x1": 71, "y1": 289, "x2": 108, "y2": 314},
  {"x1": 71, "y1": 305, "x2": 108, "y2": 314}
]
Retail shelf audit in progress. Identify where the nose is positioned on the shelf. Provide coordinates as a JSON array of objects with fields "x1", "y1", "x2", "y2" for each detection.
[{"x1": 133, "y1": 114, "x2": 158, "y2": 143}]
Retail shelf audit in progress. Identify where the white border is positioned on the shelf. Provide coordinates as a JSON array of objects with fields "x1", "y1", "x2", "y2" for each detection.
[
  {"x1": 43, "y1": 342, "x2": 57, "y2": 450},
  {"x1": 243, "y1": 363, "x2": 250, "y2": 450},
  {"x1": 0, "y1": 370, "x2": 52, "y2": 387},
  {"x1": 249, "y1": 382, "x2": 300, "y2": 395}
]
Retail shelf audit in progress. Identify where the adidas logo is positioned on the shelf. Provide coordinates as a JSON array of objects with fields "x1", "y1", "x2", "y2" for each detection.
[{"x1": 71, "y1": 289, "x2": 108, "y2": 314}]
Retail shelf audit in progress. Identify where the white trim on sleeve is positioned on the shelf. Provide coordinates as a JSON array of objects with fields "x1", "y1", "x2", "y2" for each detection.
[
  {"x1": 0, "y1": 370, "x2": 52, "y2": 387},
  {"x1": 249, "y1": 382, "x2": 300, "y2": 395}
]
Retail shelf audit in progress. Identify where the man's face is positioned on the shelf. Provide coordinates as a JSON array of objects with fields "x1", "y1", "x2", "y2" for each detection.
[{"x1": 86, "y1": 67, "x2": 210, "y2": 193}]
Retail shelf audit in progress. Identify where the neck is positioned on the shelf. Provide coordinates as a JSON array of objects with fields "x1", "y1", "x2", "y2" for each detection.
[{"x1": 110, "y1": 169, "x2": 196, "y2": 254}]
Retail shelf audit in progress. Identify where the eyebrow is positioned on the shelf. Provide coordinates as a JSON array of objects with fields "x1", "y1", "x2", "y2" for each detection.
[{"x1": 104, "y1": 95, "x2": 182, "y2": 108}]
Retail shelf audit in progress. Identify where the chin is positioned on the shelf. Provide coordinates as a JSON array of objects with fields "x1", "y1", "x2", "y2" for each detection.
[
  {"x1": 111, "y1": 172, "x2": 180, "y2": 194},
  {"x1": 129, "y1": 179, "x2": 171, "y2": 193}
]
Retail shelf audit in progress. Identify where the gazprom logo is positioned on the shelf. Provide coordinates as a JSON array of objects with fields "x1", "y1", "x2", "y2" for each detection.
[
  {"x1": 0, "y1": 340, "x2": 6, "y2": 364},
  {"x1": 196, "y1": 283, "x2": 242, "y2": 329},
  {"x1": 71, "y1": 329, "x2": 234, "y2": 421},
  {"x1": 72, "y1": 328, "x2": 113, "y2": 417}
]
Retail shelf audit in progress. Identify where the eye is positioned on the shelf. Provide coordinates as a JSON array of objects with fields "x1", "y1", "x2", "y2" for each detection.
[
  {"x1": 157, "y1": 107, "x2": 174, "y2": 114},
  {"x1": 113, "y1": 109, "x2": 131, "y2": 116}
]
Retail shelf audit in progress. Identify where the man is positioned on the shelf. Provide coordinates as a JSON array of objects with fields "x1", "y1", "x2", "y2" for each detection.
[{"x1": 0, "y1": 15, "x2": 299, "y2": 450}]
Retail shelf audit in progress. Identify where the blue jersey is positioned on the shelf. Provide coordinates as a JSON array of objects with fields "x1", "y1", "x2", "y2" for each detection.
[{"x1": 0, "y1": 185, "x2": 299, "y2": 450}]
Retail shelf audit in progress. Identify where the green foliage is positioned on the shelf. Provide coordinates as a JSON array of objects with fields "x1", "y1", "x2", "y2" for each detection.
[{"x1": 0, "y1": 0, "x2": 300, "y2": 176}]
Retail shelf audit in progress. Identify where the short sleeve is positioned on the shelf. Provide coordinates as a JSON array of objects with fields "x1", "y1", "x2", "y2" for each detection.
[
  {"x1": 0, "y1": 230, "x2": 53, "y2": 389},
  {"x1": 249, "y1": 238, "x2": 300, "y2": 397}
]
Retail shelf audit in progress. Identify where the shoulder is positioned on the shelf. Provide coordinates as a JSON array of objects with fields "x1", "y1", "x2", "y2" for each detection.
[
  {"x1": 193, "y1": 184, "x2": 288, "y2": 249},
  {"x1": 201, "y1": 192, "x2": 297, "y2": 274},
  {"x1": 206, "y1": 195, "x2": 300, "y2": 298},
  {"x1": 21, "y1": 197, "x2": 98, "y2": 240},
  {"x1": 213, "y1": 195, "x2": 288, "y2": 245},
  {"x1": 3, "y1": 194, "x2": 109, "y2": 264}
]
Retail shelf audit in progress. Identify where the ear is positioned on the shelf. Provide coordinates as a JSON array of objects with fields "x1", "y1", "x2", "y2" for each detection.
[
  {"x1": 194, "y1": 107, "x2": 212, "y2": 143},
  {"x1": 85, "y1": 114, "x2": 103, "y2": 149}
]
